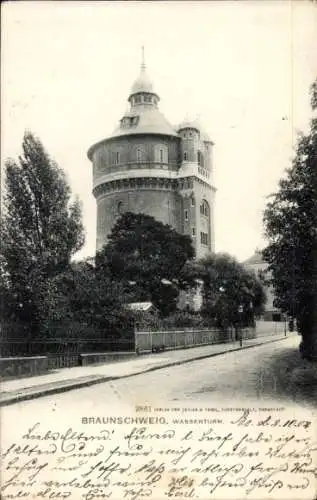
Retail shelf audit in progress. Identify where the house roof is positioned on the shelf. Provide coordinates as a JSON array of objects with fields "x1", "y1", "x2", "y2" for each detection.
[
  {"x1": 243, "y1": 249, "x2": 265, "y2": 266},
  {"x1": 125, "y1": 302, "x2": 156, "y2": 312}
]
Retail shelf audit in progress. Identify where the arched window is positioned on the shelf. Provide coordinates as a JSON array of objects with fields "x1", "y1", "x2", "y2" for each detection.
[
  {"x1": 112, "y1": 151, "x2": 120, "y2": 165},
  {"x1": 117, "y1": 201, "x2": 123, "y2": 215},
  {"x1": 184, "y1": 151, "x2": 188, "y2": 161},
  {"x1": 136, "y1": 146, "x2": 144, "y2": 163},
  {"x1": 197, "y1": 151, "x2": 201, "y2": 165},
  {"x1": 155, "y1": 144, "x2": 168, "y2": 163},
  {"x1": 200, "y1": 200, "x2": 209, "y2": 217}
]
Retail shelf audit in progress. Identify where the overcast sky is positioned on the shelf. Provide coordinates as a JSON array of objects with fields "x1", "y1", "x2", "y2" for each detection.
[{"x1": 2, "y1": 1, "x2": 317, "y2": 262}]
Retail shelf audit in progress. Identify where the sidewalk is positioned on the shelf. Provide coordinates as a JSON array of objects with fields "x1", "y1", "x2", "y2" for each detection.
[{"x1": 0, "y1": 332, "x2": 294, "y2": 406}]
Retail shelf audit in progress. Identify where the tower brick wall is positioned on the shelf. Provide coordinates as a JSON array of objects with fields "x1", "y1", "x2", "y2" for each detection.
[
  {"x1": 95, "y1": 187, "x2": 182, "y2": 251},
  {"x1": 92, "y1": 135, "x2": 180, "y2": 180}
]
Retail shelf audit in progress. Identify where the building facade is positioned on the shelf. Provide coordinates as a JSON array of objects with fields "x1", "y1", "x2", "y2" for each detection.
[
  {"x1": 243, "y1": 249, "x2": 282, "y2": 321},
  {"x1": 88, "y1": 57, "x2": 216, "y2": 259}
]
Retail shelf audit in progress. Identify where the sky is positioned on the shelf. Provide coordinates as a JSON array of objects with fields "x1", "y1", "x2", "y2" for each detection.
[{"x1": 2, "y1": 0, "x2": 317, "y2": 262}]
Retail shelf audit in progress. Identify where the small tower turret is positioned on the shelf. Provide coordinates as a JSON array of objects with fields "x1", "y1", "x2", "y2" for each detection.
[{"x1": 176, "y1": 118, "x2": 216, "y2": 257}]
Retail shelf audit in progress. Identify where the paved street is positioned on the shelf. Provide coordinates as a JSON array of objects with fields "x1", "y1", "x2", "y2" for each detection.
[
  {"x1": 60, "y1": 335, "x2": 301, "y2": 406},
  {"x1": 2, "y1": 336, "x2": 314, "y2": 420},
  {"x1": 0, "y1": 330, "x2": 288, "y2": 405}
]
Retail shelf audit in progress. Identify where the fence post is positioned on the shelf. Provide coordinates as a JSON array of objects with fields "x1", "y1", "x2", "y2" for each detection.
[{"x1": 133, "y1": 323, "x2": 137, "y2": 353}]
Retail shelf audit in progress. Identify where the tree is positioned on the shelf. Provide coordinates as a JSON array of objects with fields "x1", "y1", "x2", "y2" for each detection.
[
  {"x1": 96, "y1": 212, "x2": 195, "y2": 316},
  {"x1": 1, "y1": 131, "x2": 85, "y2": 331},
  {"x1": 263, "y1": 79, "x2": 317, "y2": 360},
  {"x1": 200, "y1": 253, "x2": 266, "y2": 330},
  {"x1": 43, "y1": 259, "x2": 133, "y2": 337}
]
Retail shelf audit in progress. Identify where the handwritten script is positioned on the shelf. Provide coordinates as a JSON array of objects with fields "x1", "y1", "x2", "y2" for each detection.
[{"x1": 1, "y1": 407, "x2": 316, "y2": 499}]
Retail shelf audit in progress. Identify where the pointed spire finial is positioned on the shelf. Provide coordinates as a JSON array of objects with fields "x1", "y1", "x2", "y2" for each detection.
[{"x1": 141, "y1": 45, "x2": 146, "y2": 72}]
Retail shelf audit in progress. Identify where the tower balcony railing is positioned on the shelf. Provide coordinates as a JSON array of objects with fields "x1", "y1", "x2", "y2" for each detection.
[
  {"x1": 93, "y1": 170, "x2": 180, "y2": 195},
  {"x1": 198, "y1": 167, "x2": 210, "y2": 179},
  {"x1": 95, "y1": 160, "x2": 179, "y2": 173},
  {"x1": 178, "y1": 162, "x2": 212, "y2": 183}
]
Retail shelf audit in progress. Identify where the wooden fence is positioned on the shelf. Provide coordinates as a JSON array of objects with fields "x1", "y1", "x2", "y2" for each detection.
[
  {"x1": 1, "y1": 320, "x2": 286, "y2": 370},
  {"x1": 255, "y1": 320, "x2": 287, "y2": 336},
  {"x1": 135, "y1": 326, "x2": 256, "y2": 353},
  {"x1": 0, "y1": 320, "x2": 136, "y2": 369}
]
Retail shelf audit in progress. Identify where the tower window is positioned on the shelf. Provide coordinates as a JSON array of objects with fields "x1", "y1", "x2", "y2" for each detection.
[
  {"x1": 200, "y1": 232, "x2": 208, "y2": 245},
  {"x1": 112, "y1": 152, "x2": 120, "y2": 165},
  {"x1": 117, "y1": 201, "x2": 123, "y2": 215},
  {"x1": 197, "y1": 151, "x2": 201, "y2": 165},
  {"x1": 136, "y1": 147, "x2": 142, "y2": 162},
  {"x1": 191, "y1": 197, "x2": 195, "y2": 206},
  {"x1": 134, "y1": 95, "x2": 142, "y2": 104},
  {"x1": 184, "y1": 210, "x2": 188, "y2": 221},
  {"x1": 192, "y1": 227, "x2": 196, "y2": 236},
  {"x1": 120, "y1": 118, "x2": 128, "y2": 128},
  {"x1": 200, "y1": 200, "x2": 209, "y2": 216},
  {"x1": 155, "y1": 144, "x2": 168, "y2": 163},
  {"x1": 131, "y1": 117, "x2": 139, "y2": 126},
  {"x1": 184, "y1": 152, "x2": 188, "y2": 161}
]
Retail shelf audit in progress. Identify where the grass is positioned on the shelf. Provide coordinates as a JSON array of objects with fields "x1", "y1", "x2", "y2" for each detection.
[{"x1": 257, "y1": 342, "x2": 317, "y2": 407}]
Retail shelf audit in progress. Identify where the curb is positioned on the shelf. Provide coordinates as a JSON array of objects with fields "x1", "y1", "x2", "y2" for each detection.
[{"x1": 0, "y1": 335, "x2": 289, "y2": 407}]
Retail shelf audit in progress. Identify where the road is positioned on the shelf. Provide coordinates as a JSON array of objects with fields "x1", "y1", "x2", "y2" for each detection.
[{"x1": 2, "y1": 335, "x2": 314, "y2": 421}]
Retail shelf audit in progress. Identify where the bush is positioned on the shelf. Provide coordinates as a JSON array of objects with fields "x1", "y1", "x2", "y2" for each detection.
[{"x1": 161, "y1": 310, "x2": 212, "y2": 329}]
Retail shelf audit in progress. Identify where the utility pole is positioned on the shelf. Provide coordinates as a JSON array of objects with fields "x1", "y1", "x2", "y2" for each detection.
[{"x1": 238, "y1": 305, "x2": 244, "y2": 347}]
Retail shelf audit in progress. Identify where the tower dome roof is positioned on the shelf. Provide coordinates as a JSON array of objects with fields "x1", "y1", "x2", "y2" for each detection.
[
  {"x1": 87, "y1": 50, "x2": 181, "y2": 160},
  {"x1": 109, "y1": 48, "x2": 178, "y2": 139},
  {"x1": 130, "y1": 68, "x2": 154, "y2": 95},
  {"x1": 129, "y1": 47, "x2": 158, "y2": 100},
  {"x1": 110, "y1": 108, "x2": 179, "y2": 139}
]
